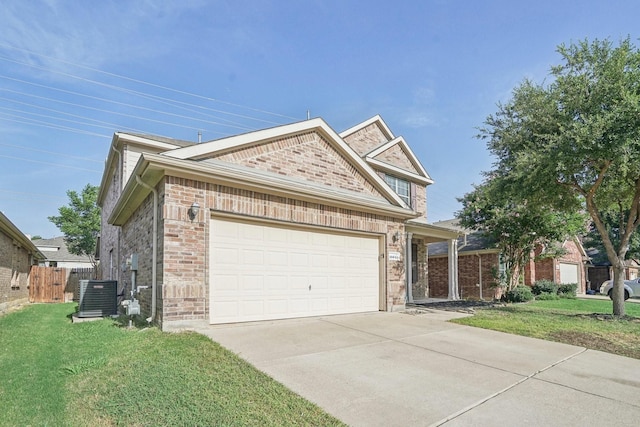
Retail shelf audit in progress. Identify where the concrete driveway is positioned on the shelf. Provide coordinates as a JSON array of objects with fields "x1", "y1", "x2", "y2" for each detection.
[{"x1": 192, "y1": 310, "x2": 640, "y2": 426}]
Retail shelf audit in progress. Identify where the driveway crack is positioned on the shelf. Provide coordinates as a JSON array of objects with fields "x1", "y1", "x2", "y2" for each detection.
[{"x1": 428, "y1": 347, "x2": 588, "y2": 427}]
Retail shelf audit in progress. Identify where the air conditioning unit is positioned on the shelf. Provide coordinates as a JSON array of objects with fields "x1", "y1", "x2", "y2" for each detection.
[{"x1": 78, "y1": 280, "x2": 118, "y2": 318}]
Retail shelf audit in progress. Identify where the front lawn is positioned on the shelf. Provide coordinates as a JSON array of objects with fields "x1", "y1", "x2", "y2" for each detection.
[
  {"x1": 452, "y1": 298, "x2": 640, "y2": 359},
  {"x1": 0, "y1": 304, "x2": 343, "y2": 426}
]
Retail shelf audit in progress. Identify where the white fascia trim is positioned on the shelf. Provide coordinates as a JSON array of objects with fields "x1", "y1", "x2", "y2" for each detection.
[
  {"x1": 163, "y1": 119, "x2": 327, "y2": 160},
  {"x1": 365, "y1": 136, "x2": 432, "y2": 181},
  {"x1": 114, "y1": 132, "x2": 187, "y2": 151},
  {"x1": 98, "y1": 132, "x2": 188, "y2": 205},
  {"x1": 109, "y1": 153, "x2": 418, "y2": 225},
  {"x1": 339, "y1": 115, "x2": 395, "y2": 140},
  {"x1": 367, "y1": 158, "x2": 434, "y2": 185},
  {"x1": 161, "y1": 118, "x2": 407, "y2": 208}
]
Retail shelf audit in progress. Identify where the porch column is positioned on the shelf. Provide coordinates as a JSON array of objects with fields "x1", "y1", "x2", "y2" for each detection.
[
  {"x1": 406, "y1": 232, "x2": 413, "y2": 303},
  {"x1": 447, "y1": 238, "x2": 460, "y2": 300}
]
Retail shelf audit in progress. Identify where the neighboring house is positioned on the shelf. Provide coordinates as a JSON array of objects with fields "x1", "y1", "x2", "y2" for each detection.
[
  {"x1": 98, "y1": 116, "x2": 461, "y2": 329},
  {"x1": 33, "y1": 236, "x2": 94, "y2": 268},
  {"x1": 0, "y1": 212, "x2": 45, "y2": 313},
  {"x1": 428, "y1": 219, "x2": 589, "y2": 299},
  {"x1": 586, "y1": 258, "x2": 640, "y2": 292}
]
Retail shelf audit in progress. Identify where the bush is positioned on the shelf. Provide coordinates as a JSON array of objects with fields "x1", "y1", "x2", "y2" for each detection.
[
  {"x1": 504, "y1": 285, "x2": 534, "y2": 303},
  {"x1": 558, "y1": 283, "x2": 578, "y2": 298},
  {"x1": 535, "y1": 292, "x2": 559, "y2": 301},
  {"x1": 532, "y1": 280, "x2": 558, "y2": 296}
]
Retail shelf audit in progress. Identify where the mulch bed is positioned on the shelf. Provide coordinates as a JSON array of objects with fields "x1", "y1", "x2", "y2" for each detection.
[{"x1": 407, "y1": 300, "x2": 505, "y2": 314}]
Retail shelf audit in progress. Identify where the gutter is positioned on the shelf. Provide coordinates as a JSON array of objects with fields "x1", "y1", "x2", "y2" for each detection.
[{"x1": 135, "y1": 175, "x2": 158, "y2": 323}]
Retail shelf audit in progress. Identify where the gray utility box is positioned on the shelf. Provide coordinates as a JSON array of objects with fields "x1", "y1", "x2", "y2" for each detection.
[{"x1": 78, "y1": 280, "x2": 118, "y2": 318}]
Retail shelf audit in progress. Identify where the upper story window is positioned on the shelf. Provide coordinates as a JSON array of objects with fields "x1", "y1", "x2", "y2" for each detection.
[{"x1": 384, "y1": 175, "x2": 411, "y2": 207}]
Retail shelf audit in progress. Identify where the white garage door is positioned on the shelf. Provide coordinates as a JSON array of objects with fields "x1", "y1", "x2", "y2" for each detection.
[
  {"x1": 209, "y1": 218, "x2": 381, "y2": 324},
  {"x1": 559, "y1": 263, "x2": 579, "y2": 284}
]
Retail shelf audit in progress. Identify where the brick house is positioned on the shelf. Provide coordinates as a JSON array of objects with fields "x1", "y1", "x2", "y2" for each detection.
[
  {"x1": 428, "y1": 220, "x2": 589, "y2": 299},
  {"x1": 0, "y1": 212, "x2": 45, "y2": 313},
  {"x1": 587, "y1": 260, "x2": 640, "y2": 292},
  {"x1": 97, "y1": 116, "x2": 461, "y2": 329}
]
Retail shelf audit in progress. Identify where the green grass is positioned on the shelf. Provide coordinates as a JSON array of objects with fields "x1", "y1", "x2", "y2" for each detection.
[
  {"x1": 452, "y1": 299, "x2": 640, "y2": 359},
  {"x1": 0, "y1": 304, "x2": 344, "y2": 426}
]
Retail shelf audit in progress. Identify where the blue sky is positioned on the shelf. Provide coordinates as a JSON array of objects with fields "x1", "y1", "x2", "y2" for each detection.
[{"x1": 1, "y1": 0, "x2": 639, "y2": 238}]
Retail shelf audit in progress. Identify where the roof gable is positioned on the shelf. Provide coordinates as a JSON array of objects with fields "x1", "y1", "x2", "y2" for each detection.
[
  {"x1": 98, "y1": 132, "x2": 196, "y2": 205},
  {"x1": 366, "y1": 137, "x2": 433, "y2": 185},
  {"x1": 340, "y1": 115, "x2": 394, "y2": 156},
  {"x1": 164, "y1": 118, "x2": 407, "y2": 207},
  {"x1": 204, "y1": 130, "x2": 384, "y2": 198}
]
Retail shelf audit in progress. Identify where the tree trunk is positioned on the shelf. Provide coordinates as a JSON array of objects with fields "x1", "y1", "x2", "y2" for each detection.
[{"x1": 612, "y1": 262, "x2": 626, "y2": 317}]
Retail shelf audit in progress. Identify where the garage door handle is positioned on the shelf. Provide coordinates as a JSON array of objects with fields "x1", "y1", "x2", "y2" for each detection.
[{"x1": 309, "y1": 285, "x2": 311, "y2": 291}]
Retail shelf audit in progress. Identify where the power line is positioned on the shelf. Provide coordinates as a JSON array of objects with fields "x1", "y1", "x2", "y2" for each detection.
[
  {"x1": 0, "y1": 55, "x2": 293, "y2": 128},
  {"x1": 0, "y1": 92, "x2": 219, "y2": 134},
  {"x1": 0, "y1": 142, "x2": 103, "y2": 164},
  {"x1": 0, "y1": 76, "x2": 257, "y2": 132},
  {"x1": 0, "y1": 114, "x2": 109, "y2": 138},
  {"x1": 0, "y1": 188, "x2": 67, "y2": 200},
  {"x1": 0, "y1": 42, "x2": 300, "y2": 121},
  {"x1": 0, "y1": 154, "x2": 102, "y2": 173}
]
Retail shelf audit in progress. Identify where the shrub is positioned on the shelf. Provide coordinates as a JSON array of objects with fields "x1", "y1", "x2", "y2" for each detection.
[
  {"x1": 532, "y1": 280, "x2": 558, "y2": 296},
  {"x1": 535, "y1": 292, "x2": 559, "y2": 301},
  {"x1": 504, "y1": 285, "x2": 534, "y2": 303},
  {"x1": 558, "y1": 283, "x2": 578, "y2": 298}
]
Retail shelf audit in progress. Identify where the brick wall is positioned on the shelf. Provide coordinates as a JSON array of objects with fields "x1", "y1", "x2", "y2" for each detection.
[
  {"x1": 129, "y1": 176, "x2": 409, "y2": 325},
  {"x1": 120, "y1": 192, "x2": 158, "y2": 321},
  {"x1": 0, "y1": 230, "x2": 32, "y2": 312},
  {"x1": 161, "y1": 178, "x2": 208, "y2": 323},
  {"x1": 374, "y1": 144, "x2": 419, "y2": 174},
  {"x1": 342, "y1": 122, "x2": 390, "y2": 156},
  {"x1": 213, "y1": 132, "x2": 383, "y2": 198},
  {"x1": 99, "y1": 157, "x2": 122, "y2": 283},
  {"x1": 429, "y1": 253, "x2": 500, "y2": 299},
  {"x1": 415, "y1": 184, "x2": 427, "y2": 218}
]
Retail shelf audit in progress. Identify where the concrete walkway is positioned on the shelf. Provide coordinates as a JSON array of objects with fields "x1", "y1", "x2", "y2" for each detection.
[{"x1": 193, "y1": 310, "x2": 640, "y2": 426}]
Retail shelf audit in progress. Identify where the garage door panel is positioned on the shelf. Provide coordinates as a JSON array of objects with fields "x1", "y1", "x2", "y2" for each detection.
[
  {"x1": 290, "y1": 252, "x2": 309, "y2": 267},
  {"x1": 559, "y1": 263, "x2": 579, "y2": 284},
  {"x1": 210, "y1": 218, "x2": 380, "y2": 324},
  {"x1": 215, "y1": 275, "x2": 239, "y2": 291}
]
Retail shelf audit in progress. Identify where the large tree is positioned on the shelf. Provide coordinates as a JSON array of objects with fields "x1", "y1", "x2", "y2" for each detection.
[
  {"x1": 583, "y1": 211, "x2": 640, "y2": 266},
  {"x1": 479, "y1": 38, "x2": 640, "y2": 316},
  {"x1": 49, "y1": 184, "x2": 101, "y2": 268},
  {"x1": 457, "y1": 177, "x2": 585, "y2": 292}
]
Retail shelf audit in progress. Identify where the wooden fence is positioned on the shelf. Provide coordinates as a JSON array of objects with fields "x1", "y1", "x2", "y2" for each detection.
[{"x1": 29, "y1": 266, "x2": 96, "y2": 303}]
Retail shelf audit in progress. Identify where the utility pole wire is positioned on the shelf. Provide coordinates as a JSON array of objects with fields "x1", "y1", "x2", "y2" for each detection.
[{"x1": 0, "y1": 42, "x2": 301, "y2": 121}]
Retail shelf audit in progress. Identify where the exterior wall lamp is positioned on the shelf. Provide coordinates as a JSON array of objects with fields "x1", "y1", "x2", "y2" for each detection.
[
  {"x1": 392, "y1": 231, "x2": 400, "y2": 243},
  {"x1": 188, "y1": 201, "x2": 200, "y2": 222}
]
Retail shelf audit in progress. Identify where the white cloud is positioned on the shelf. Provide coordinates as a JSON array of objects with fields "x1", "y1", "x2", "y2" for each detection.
[
  {"x1": 0, "y1": 0, "x2": 207, "y2": 72},
  {"x1": 402, "y1": 110, "x2": 438, "y2": 128}
]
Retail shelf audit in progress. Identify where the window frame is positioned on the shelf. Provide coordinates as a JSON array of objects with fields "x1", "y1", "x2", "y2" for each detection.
[{"x1": 384, "y1": 174, "x2": 411, "y2": 207}]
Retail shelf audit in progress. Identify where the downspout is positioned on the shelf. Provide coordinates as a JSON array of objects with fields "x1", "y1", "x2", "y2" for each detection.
[
  {"x1": 135, "y1": 175, "x2": 158, "y2": 323},
  {"x1": 111, "y1": 145, "x2": 123, "y2": 285}
]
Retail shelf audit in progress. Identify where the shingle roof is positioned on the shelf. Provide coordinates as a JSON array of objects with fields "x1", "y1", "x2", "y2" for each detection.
[
  {"x1": 427, "y1": 219, "x2": 496, "y2": 256},
  {"x1": 121, "y1": 132, "x2": 196, "y2": 147},
  {"x1": 32, "y1": 236, "x2": 92, "y2": 263}
]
